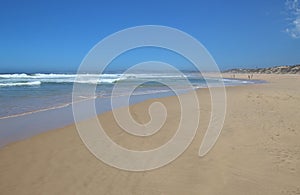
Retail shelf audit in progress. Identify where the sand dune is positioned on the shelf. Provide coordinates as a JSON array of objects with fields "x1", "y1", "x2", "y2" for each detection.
[{"x1": 0, "y1": 74, "x2": 299, "y2": 194}]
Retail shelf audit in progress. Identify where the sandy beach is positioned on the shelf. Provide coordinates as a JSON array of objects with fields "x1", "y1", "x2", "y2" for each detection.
[{"x1": 0, "y1": 74, "x2": 299, "y2": 195}]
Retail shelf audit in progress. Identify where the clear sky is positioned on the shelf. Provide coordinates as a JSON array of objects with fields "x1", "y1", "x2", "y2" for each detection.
[{"x1": 0, "y1": 0, "x2": 299, "y2": 73}]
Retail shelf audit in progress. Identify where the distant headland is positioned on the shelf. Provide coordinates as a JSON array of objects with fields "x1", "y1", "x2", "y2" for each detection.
[{"x1": 223, "y1": 64, "x2": 300, "y2": 74}]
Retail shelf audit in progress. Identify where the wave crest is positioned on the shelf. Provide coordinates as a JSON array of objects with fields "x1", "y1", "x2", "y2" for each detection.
[{"x1": 0, "y1": 81, "x2": 41, "y2": 87}]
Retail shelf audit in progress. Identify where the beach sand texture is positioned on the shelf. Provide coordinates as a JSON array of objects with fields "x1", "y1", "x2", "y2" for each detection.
[{"x1": 0, "y1": 74, "x2": 299, "y2": 195}]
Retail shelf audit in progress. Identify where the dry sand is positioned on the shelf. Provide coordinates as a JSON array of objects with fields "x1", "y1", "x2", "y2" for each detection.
[{"x1": 0, "y1": 74, "x2": 299, "y2": 195}]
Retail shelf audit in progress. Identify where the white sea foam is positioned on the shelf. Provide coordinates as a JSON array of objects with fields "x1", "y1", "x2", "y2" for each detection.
[
  {"x1": 221, "y1": 78, "x2": 252, "y2": 84},
  {"x1": 0, "y1": 73, "x2": 125, "y2": 86},
  {"x1": 0, "y1": 73, "x2": 253, "y2": 87},
  {"x1": 0, "y1": 81, "x2": 41, "y2": 87},
  {"x1": 0, "y1": 73, "x2": 183, "y2": 86}
]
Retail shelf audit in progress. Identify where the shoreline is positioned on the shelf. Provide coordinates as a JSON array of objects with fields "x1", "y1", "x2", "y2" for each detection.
[
  {"x1": 0, "y1": 75, "x2": 258, "y2": 120},
  {"x1": 0, "y1": 90, "x2": 179, "y2": 148},
  {"x1": 0, "y1": 76, "x2": 260, "y2": 148}
]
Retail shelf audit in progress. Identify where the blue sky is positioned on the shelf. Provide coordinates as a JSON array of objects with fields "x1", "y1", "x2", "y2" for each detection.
[{"x1": 0, "y1": 0, "x2": 299, "y2": 73}]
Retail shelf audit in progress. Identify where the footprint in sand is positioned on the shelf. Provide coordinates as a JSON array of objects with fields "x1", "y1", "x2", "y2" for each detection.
[{"x1": 280, "y1": 186, "x2": 300, "y2": 195}]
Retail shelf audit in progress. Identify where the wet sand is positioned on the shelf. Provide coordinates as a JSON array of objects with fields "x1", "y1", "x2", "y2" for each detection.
[{"x1": 0, "y1": 74, "x2": 299, "y2": 194}]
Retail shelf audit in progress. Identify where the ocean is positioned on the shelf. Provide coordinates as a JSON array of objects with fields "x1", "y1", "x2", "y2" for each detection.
[{"x1": 0, "y1": 72, "x2": 257, "y2": 147}]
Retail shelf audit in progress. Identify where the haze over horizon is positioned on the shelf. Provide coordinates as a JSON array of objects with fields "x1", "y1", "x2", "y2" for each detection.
[{"x1": 1, "y1": 0, "x2": 300, "y2": 73}]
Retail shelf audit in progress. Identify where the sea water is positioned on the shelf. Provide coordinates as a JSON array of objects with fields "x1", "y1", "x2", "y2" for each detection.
[{"x1": 0, "y1": 72, "x2": 258, "y2": 147}]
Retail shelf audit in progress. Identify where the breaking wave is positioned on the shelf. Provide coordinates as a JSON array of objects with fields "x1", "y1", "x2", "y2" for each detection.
[{"x1": 0, "y1": 81, "x2": 41, "y2": 87}]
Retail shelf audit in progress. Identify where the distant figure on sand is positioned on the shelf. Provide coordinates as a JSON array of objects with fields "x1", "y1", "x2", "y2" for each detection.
[{"x1": 248, "y1": 75, "x2": 250, "y2": 79}]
